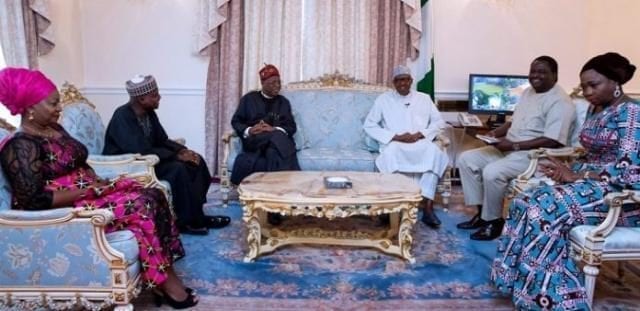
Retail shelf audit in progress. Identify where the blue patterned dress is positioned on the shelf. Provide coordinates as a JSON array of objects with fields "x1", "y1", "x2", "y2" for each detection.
[{"x1": 491, "y1": 99, "x2": 640, "y2": 310}]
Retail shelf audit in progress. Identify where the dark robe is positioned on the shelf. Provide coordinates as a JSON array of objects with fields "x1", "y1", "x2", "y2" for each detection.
[
  {"x1": 103, "y1": 103, "x2": 212, "y2": 228},
  {"x1": 230, "y1": 91, "x2": 300, "y2": 184}
]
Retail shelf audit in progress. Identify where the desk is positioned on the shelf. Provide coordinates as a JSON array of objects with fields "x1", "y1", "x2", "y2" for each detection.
[{"x1": 444, "y1": 122, "x2": 491, "y2": 180}]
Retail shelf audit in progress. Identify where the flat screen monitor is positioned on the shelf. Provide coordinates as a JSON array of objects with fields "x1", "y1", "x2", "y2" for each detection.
[{"x1": 468, "y1": 74, "x2": 530, "y2": 125}]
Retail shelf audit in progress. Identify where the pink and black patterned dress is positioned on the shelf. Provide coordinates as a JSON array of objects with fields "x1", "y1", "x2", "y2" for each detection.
[{"x1": 0, "y1": 124, "x2": 185, "y2": 289}]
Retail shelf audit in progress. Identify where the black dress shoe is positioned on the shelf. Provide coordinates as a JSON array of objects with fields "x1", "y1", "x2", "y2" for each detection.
[
  {"x1": 205, "y1": 215, "x2": 231, "y2": 229},
  {"x1": 179, "y1": 225, "x2": 209, "y2": 236},
  {"x1": 470, "y1": 218, "x2": 505, "y2": 241},
  {"x1": 421, "y1": 210, "x2": 441, "y2": 228},
  {"x1": 456, "y1": 213, "x2": 488, "y2": 230}
]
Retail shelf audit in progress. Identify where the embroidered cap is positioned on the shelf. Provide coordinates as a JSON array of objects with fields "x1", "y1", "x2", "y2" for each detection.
[
  {"x1": 392, "y1": 65, "x2": 412, "y2": 80},
  {"x1": 259, "y1": 64, "x2": 280, "y2": 82},
  {"x1": 125, "y1": 75, "x2": 158, "y2": 97}
]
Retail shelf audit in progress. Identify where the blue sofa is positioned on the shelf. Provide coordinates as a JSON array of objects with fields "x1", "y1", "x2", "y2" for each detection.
[{"x1": 221, "y1": 73, "x2": 451, "y2": 204}]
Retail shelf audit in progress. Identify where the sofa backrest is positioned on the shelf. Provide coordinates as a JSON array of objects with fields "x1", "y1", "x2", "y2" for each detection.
[
  {"x1": 58, "y1": 83, "x2": 106, "y2": 154},
  {"x1": 281, "y1": 74, "x2": 389, "y2": 151},
  {"x1": 570, "y1": 96, "x2": 590, "y2": 148},
  {"x1": 0, "y1": 127, "x2": 12, "y2": 211}
]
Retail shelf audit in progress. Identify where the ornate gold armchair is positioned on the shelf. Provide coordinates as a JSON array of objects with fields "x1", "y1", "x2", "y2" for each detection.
[
  {"x1": 504, "y1": 91, "x2": 640, "y2": 307},
  {"x1": 568, "y1": 190, "x2": 640, "y2": 306},
  {"x1": 0, "y1": 120, "x2": 141, "y2": 310},
  {"x1": 58, "y1": 83, "x2": 173, "y2": 210},
  {"x1": 221, "y1": 73, "x2": 451, "y2": 207},
  {"x1": 505, "y1": 89, "x2": 590, "y2": 208},
  {"x1": 0, "y1": 84, "x2": 171, "y2": 310}
]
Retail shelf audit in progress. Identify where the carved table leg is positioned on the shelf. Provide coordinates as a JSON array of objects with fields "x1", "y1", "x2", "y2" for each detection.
[
  {"x1": 243, "y1": 205, "x2": 262, "y2": 263},
  {"x1": 398, "y1": 208, "x2": 417, "y2": 264}
]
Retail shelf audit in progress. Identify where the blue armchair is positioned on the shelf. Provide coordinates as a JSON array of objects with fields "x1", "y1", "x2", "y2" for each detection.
[
  {"x1": 0, "y1": 85, "x2": 173, "y2": 310},
  {"x1": 0, "y1": 125, "x2": 142, "y2": 310},
  {"x1": 58, "y1": 83, "x2": 174, "y2": 211}
]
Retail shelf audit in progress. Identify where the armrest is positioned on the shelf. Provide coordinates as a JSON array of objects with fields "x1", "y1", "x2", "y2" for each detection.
[
  {"x1": 516, "y1": 146, "x2": 585, "y2": 181},
  {"x1": 87, "y1": 154, "x2": 160, "y2": 186},
  {"x1": 0, "y1": 207, "x2": 76, "y2": 222},
  {"x1": 0, "y1": 207, "x2": 113, "y2": 226},
  {"x1": 221, "y1": 131, "x2": 238, "y2": 173},
  {"x1": 435, "y1": 133, "x2": 450, "y2": 149},
  {"x1": 88, "y1": 154, "x2": 174, "y2": 217},
  {"x1": 0, "y1": 208, "x2": 129, "y2": 286},
  {"x1": 589, "y1": 190, "x2": 638, "y2": 238}
]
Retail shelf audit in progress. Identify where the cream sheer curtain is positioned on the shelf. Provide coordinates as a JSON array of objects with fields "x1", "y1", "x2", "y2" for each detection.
[
  {"x1": 243, "y1": 0, "x2": 422, "y2": 92},
  {"x1": 0, "y1": 0, "x2": 54, "y2": 68},
  {"x1": 242, "y1": 1, "x2": 304, "y2": 93},
  {"x1": 198, "y1": 0, "x2": 422, "y2": 174},
  {"x1": 199, "y1": 0, "x2": 245, "y2": 174},
  {"x1": 369, "y1": 0, "x2": 422, "y2": 85}
]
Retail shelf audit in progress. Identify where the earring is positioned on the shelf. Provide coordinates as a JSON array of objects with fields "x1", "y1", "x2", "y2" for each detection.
[
  {"x1": 614, "y1": 84, "x2": 622, "y2": 98},
  {"x1": 28, "y1": 111, "x2": 34, "y2": 121}
]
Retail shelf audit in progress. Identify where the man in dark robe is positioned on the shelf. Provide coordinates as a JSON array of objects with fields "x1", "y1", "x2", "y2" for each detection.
[
  {"x1": 103, "y1": 75, "x2": 230, "y2": 235},
  {"x1": 230, "y1": 64, "x2": 300, "y2": 184}
]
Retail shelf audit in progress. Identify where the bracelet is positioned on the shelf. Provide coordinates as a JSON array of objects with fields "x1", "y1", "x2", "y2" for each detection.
[{"x1": 512, "y1": 143, "x2": 520, "y2": 151}]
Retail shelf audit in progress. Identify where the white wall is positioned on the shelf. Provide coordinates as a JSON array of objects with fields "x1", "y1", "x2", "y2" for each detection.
[
  {"x1": 40, "y1": 0, "x2": 208, "y2": 155},
  {"x1": 36, "y1": 0, "x2": 640, "y2": 158},
  {"x1": 433, "y1": 0, "x2": 640, "y2": 100}
]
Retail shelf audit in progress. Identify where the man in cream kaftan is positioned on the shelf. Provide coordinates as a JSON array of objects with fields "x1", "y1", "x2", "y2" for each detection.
[{"x1": 364, "y1": 65, "x2": 449, "y2": 228}]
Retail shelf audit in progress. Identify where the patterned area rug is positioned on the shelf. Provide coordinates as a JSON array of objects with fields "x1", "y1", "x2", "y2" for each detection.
[{"x1": 133, "y1": 186, "x2": 640, "y2": 310}]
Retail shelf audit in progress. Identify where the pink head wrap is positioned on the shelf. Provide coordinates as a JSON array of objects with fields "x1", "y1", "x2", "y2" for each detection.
[{"x1": 0, "y1": 67, "x2": 57, "y2": 115}]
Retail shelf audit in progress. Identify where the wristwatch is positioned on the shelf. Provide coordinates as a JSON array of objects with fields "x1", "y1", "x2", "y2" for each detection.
[{"x1": 512, "y1": 143, "x2": 520, "y2": 151}]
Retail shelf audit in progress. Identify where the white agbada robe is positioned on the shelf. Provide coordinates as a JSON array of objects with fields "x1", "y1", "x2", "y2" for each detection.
[{"x1": 364, "y1": 90, "x2": 449, "y2": 199}]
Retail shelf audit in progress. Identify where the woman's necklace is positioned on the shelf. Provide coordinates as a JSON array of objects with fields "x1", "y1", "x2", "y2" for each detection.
[{"x1": 20, "y1": 123, "x2": 57, "y2": 139}]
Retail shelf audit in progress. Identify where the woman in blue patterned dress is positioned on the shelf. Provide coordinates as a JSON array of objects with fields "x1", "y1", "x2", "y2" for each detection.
[{"x1": 491, "y1": 52, "x2": 639, "y2": 310}]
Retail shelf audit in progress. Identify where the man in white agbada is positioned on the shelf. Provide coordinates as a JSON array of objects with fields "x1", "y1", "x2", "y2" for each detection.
[{"x1": 364, "y1": 65, "x2": 449, "y2": 228}]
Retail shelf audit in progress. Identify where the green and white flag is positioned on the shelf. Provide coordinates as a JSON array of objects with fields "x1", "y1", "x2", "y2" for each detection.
[{"x1": 411, "y1": 0, "x2": 434, "y2": 100}]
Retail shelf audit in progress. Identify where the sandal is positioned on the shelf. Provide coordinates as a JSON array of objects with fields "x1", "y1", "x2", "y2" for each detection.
[{"x1": 205, "y1": 215, "x2": 231, "y2": 229}]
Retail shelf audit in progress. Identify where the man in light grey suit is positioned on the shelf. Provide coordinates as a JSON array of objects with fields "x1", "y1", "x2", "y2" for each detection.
[{"x1": 456, "y1": 56, "x2": 576, "y2": 240}]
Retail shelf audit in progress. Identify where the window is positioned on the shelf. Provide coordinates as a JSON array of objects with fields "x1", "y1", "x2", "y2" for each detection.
[{"x1": 0, "y1": 45, "x2": 5, "y2": 69}]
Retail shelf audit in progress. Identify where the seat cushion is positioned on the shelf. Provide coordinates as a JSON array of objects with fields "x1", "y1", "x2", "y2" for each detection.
[
  {"x1": 570, "y1": 225, "x2": 640, "y2": 252},
  {"x1": 298, "y1": 147, "x2": 376, "y2": 171}
]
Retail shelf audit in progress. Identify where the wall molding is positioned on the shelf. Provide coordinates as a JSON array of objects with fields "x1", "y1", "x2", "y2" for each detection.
[
  {"x1": 81, "y1": 87, "x2": 640, "y2": 100},
  {"x1": 436, "y1": 90, "x2": 640, "y2": 101},
  {"x1": 81, "y1": 86, "x2": 205, "y2": 97}
]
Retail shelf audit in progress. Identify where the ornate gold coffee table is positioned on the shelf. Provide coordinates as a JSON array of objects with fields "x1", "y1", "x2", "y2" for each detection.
[{"x1": 238, "y1": 171, "x2": 422, "y2": 263}]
